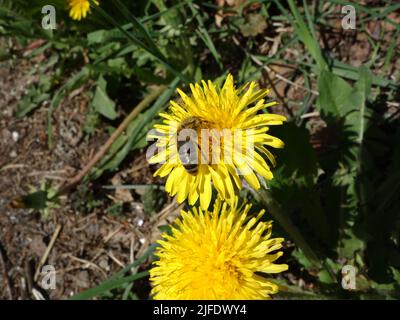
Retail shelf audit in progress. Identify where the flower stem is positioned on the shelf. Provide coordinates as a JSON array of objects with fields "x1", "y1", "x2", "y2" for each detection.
[{"x1": 253, "y1": 188, "x2": 336, "y2": 280}]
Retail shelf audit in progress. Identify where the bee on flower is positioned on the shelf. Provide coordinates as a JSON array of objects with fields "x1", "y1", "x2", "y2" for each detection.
[
  {"x1": 150, "y1": 199, "x2": 288, "y2": 300},
  {"x1": 148, "y1": 74, "x2": 286, "y2": 210}
]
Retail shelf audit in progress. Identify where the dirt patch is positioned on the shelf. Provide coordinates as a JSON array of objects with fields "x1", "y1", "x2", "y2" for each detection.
[{"x1": 0, "y1": 57, "x2": 178, "y2": 300}]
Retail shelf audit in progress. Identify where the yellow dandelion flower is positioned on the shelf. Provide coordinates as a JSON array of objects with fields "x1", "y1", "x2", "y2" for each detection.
[
  {"x1": 67, "y1": 0, "x2": 99, "y2": 21},
  {"x1": 149, "y1": 74, "x2": 286, "y2": 210},
  {"x1": 150, "y1": 199, "x2": 288, "y2": 300}
]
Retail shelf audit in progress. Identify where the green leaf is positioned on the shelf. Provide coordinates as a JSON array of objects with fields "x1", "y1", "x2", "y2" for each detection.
[
  {"x1": 22, "y1": 190, "x2": 48, "y2": 210},
  {"x1": 316, "y1": 70, "x2": 359, "y2": 119},
  {"x1": 339, "y1": 229, "x2": 364, "y2": 259},
  {"x1": 345, "y1": 66, "x2": 373, "y2": 142},
  {"x1": 286, "y1": 0, "x2": 327, "y2": 70},
  {"x1": 87, "y1": 29, "x2": 107, "y2": 44},
  {"x1": 92, "y1": 76, "x2": 118, "y2": 120},
  {"x1": 318, "y1": 269, "x2": 335, "y2": 284},
  {"x1": 15, "y1": 99, "x2": 37, "y2": 118},
  {"x1": 70, "y1": 271, "x2": 149, "y2": 300},
  {"x1": 270, "y1": 122, "x2": 318, "y2": 184},
  {"x1": 15, "y1": 76, "x2": 52, "y2": 117},
  {"x1": 183, "y1": 0, "x2": 222, "y2": 69},
  {"x1": 390, "y1": 267, "x2": 400, "y2": 285},
  {"x1": 292, "y1": 248, "x2": 314, "y2": 269}
]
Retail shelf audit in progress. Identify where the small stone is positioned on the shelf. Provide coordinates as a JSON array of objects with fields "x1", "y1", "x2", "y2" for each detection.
[
  {"x1": 98, "y1": 257, "x2": 110, "y2": 271},
  {"x1": 75, "y1": 270, "x2": 90, "y2": 288},
  {"x1": 12, "y1": 131, "x2": 19, "y2": 142}
]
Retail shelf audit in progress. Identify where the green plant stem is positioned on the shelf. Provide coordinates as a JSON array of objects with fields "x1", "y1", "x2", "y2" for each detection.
[
  {"x1": 69, "y1": 271, "x2": 149, "y2": 300},
  {"x1": 255, "y1": 189, "x2": 320, "y2": 265},
  {"x1": 254, "y1": 189, "x2": 336, "y2": 280}
]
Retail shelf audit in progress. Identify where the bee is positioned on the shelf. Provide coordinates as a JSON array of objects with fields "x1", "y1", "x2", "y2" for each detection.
[{"x1": 176, "y1": 117, "x2": 209, "y2": 175}]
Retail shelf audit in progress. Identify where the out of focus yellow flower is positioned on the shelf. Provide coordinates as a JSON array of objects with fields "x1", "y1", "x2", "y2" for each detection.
[
  {"x1": 67, "y1": 0, "x2": 98, "y2": 21},
  {"x1": 150, "y1": 199, "x2": 288, "y2": 299}
]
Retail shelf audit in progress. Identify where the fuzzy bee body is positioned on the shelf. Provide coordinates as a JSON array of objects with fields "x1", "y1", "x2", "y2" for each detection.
[{"x1": 176, "y1": 117, "x2": 207, "y2": 175}]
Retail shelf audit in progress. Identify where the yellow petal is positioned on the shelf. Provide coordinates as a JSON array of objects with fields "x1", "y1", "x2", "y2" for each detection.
[
  {"x1": 246, "y1": 153, "x2": 273, "y2": 180},
  {"x1": 199, "y1": 171, "x2": 212, "y2": 210},
  {"x1": 261, "y1": 263, "x2": 289, "y2": 274},
  {"x1": 154, "y1": 163, "x2": 175, "y2": 178},
  {"x1": 176, "y1": 172, "x2": 190, "y2": 203},
  {"x1": 149, "y1": 149, "x2": 167, "y2": 164}
]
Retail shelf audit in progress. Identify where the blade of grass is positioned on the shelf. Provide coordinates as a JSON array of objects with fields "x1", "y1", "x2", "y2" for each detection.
[
  {"x1": 142, "y1": 2, "x2": 187, "y2": 24},
  {"x1": 184, "y1": 0, "x2": 223, "y2": 69},
  {"x1": 69, "y1": 244, "x2": 157, "y2": 300},
  {"x1": 91, "y1": 1, "x2": 190, "y2": 83},
  {"x1": 70, "y1": 271, "x2": 149, "y2": 300},
  {"x1": 296, "y1": 59, "x2": 398, "y2": 89},
  {"x1": 302, "y1": 0, "x2": 318, "y2": 42},
  {"x1": 286, "y1": 0, "x2": 327, "y2": 70},
  {"x1": 112, "y1": 0, "x2": 163, "y2": 55},
  {"x1": 382, "y1": 28, "x2": 399, "y2": 76}
]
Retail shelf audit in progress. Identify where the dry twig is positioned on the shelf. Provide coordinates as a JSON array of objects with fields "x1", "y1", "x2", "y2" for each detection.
[
  {"x1": 0, "y1": 243, "x2": 13, "y2": 299},
  {"x1": 34, "y1": 224, "x2": 62, "y2": 282}
]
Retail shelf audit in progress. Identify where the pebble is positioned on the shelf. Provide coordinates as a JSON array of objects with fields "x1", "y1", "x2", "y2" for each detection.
[{"x1": 12, "y1": 131, "x2": 19, "y2": 142}]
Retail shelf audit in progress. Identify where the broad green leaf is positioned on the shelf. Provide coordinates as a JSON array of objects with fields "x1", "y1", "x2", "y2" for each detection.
[
  {"x1": 292, "y1": 248, "x2": 314, "y2": 269},
  {"x1": 318, "y1": 269, "x2": 335, "y2": 284},
  {"x1": 270, "y1": 122, "x2": 318, "y2": 184},
  {"x1": 92, "y1": 76, "x2": 118, "y2": 120},
  {"x1": 338, "y1": 229, "x2": 364, "y2": 258},
  {"x1": 345, "y1": 66, "x2": 373, "y2": 142},
  {"x1": 22, "y1": 190, "x2": 48, "y2": 210},
  {"x1": 316, "y1": 70, "x2": 359, "y2": 119},
  {"x1": 390, "y1": 267, "x2": 400, "y2": 285},
  {"x1": 87, "y1": 29, "x2": 107, "y2": 44}
]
